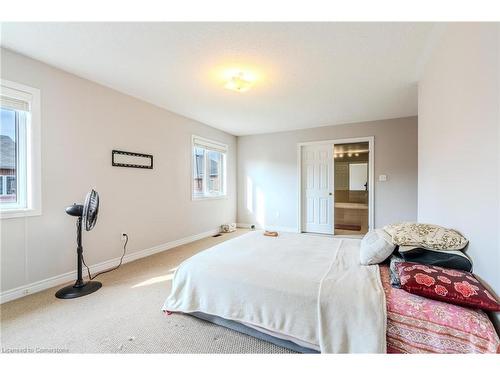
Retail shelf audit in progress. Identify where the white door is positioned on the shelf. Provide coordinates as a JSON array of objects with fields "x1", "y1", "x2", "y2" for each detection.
[{"x1": 301, "y1": 144, "x2": 333, "y2": 234}]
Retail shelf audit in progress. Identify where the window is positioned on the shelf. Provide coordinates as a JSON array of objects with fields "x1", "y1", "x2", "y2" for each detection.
[
  {"x1": 192, "y1": 136, "x2": 227, "y2": 199},
  {"x1": 0, "y1": 80, "x2": 41, "y2": 218}
]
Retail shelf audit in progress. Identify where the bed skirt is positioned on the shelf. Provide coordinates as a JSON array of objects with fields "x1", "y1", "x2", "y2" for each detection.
[{"x1": 189, "y1": 312, "x2": 319, "y2": 353}]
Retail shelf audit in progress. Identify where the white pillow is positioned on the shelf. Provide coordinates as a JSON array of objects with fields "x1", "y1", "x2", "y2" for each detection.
[{"x1": 360, "y1": 229, "x2": 396, "y2": 265}]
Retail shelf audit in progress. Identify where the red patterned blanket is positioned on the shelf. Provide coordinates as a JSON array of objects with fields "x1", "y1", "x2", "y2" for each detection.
[{"x1": 381, "y1": 266, "x2": 499, "y2": 353}]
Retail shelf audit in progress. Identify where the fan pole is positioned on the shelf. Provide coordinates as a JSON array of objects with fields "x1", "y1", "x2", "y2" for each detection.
[
  {"x1": 55, "y1": 213, "x2": 102, "y2": 299},
  {"x1": 74, "y1": 217, "x2": 85, "y2": 288}
]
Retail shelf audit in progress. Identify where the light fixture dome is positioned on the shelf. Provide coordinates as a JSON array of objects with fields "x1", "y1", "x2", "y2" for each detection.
[{"x1": 224, "y1": 71, "x2": 254, "y2": 92}]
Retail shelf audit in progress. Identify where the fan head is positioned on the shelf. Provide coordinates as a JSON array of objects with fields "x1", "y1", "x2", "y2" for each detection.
[
  {"x1": 83, "y1": 189, "x2": 99, "y2": 231},
  {"x1": 65, "y1": 204, "x2": 83, "y2": 217}
]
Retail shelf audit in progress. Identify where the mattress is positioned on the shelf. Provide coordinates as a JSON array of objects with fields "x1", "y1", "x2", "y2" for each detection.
[
  {"x1": 163, "y1": 231, "x2": 386, "y2": 353},
  {"x1": 177, "y1": 266, "x2": 500, "y2": 354}
]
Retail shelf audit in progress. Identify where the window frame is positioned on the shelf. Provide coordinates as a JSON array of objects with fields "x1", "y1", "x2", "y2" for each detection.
[
  {"x1": 191, "y1": 135, "x2": 227, "y2": 201},
  {"x1": 0, "y1": 79, "x2": 42, "y2": 219}
]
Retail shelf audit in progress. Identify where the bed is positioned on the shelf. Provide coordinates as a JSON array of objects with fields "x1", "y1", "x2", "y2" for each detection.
[{"x1": 162, "y1": 231, "x2": 499, "y2": 353}]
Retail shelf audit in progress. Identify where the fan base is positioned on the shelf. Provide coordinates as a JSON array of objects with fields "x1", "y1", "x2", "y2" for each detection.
[{"x1": 55, "y1": 281, "x2": 102, "y2": 299}]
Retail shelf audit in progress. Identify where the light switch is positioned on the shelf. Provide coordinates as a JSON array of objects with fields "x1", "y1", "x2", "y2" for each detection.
[{"x1": 379, "y1": 174, "x2": 387, "y2": 182}]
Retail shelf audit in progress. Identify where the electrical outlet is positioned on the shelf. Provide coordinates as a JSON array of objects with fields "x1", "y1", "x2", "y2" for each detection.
[{"x1": 121, "y1": 232, "x2": 128, "y2": 241}]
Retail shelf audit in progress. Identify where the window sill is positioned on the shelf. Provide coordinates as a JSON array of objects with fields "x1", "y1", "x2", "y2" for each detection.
[
  {"x1": 192, "y1": 195, "x2": 228, "y2": 201},
  {"x1": 0, "y1": 207, "x2": 42, "y2": 219}
]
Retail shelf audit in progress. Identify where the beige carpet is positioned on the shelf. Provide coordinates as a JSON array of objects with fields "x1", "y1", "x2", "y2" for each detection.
[{"x1": 0, "y1": 230, "x2": 294, "y2": 353}]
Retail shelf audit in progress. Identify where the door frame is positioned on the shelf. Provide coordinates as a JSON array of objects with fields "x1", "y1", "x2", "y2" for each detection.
[{"x1": 297, "y1": 136, "x2": 375, "y2": 234}]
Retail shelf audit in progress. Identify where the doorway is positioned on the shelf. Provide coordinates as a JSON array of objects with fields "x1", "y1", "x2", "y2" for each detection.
[
  {"x1": 298, "y1": 137, "x2": 374, "y2": 235},
  {"x1": 333, "y1": 142, "x2": 369, "y2": 235}
]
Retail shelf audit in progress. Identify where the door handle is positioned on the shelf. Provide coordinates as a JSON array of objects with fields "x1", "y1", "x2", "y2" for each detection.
[{"x1": 329, "y1": 192, "x2": 333, "y2": 196}]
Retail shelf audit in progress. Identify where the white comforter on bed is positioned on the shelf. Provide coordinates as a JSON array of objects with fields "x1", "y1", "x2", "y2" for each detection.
[{"x1": 162, "y1": 231, "x2": 387, "y2": 353}]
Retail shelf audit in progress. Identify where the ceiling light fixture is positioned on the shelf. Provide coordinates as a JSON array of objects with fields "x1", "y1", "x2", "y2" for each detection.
[{"x1": 224, "y1": 71, "x2": 254, "y2": 93}]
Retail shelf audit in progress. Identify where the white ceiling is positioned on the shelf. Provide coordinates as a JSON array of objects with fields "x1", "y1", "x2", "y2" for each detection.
[{"x1": 0, "y1": 22, "x2": 435, "y2": 135}]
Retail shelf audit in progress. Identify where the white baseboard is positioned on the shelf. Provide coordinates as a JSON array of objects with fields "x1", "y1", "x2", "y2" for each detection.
[
  {"x1": 0, "y1": 228, "x2": 219, "y2": 304},
  {"x1": 236, "y1": 223, "x2": 298, "y2": 233}
]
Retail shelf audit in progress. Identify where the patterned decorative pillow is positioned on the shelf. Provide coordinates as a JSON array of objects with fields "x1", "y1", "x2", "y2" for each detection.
[
  {"x1": 395, "y1": 262, "x2": 500, "y2": 311},
  {"x1": 384, "y1": 222, "x2": 468, "y2": 251}
]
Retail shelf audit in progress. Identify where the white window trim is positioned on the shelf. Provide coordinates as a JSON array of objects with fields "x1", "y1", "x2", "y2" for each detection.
[
  {"x1": 0, "y1": 79, "x2": 42, "y2": 219},
  {"x1": 191, "y1": 135, "x2": 228, "y2": 201}
]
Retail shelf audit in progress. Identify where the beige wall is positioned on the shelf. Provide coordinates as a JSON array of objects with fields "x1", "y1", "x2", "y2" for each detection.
[
  {"x1": 418, "y1": 23, "x2": 500, "y2": 313},
  {"x1": 0, "y1": 48, "x2": 237, "y2": 294},
  {"x1": 237, "y1": 117, "x2": 418, "y2": 230}
]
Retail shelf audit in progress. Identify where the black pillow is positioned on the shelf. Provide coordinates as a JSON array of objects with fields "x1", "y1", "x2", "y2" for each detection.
[
  {"x1": 395, "y1": 245, "x2": 472, "y2": 272},
  {"x1": 389, "y1": 255, "x2": 404, "y2": 288}
]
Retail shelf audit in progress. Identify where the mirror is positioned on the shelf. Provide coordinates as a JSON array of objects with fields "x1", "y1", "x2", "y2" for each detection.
[{"x1": 349, "y1": 163, "x2": 368, "y2": 191}]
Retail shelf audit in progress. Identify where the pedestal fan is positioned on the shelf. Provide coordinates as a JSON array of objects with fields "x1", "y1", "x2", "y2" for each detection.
[{"x1": 55, "y1": 189, "x2": 102, "y2": 299}]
